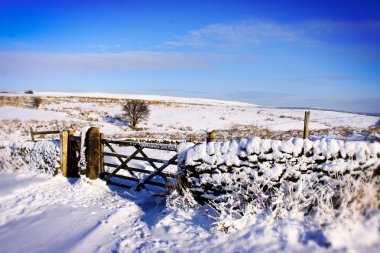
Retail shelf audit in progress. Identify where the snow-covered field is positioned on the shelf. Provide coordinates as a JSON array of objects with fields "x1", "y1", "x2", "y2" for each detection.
[
  {"x1": 1, "y1": 168, "x2": 379, "y2": 253},
  {"x1": 0, "y1": 92, "x2": 379, "y2": 252},
  {"x1": 1, "y1": 92, "x2": 379, "y2": 141}
]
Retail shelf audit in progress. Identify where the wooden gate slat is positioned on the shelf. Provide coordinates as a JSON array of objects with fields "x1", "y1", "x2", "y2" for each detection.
[
  {"x1": 104, "y1": 145, "x2": 142, "y2": 183},
  {"x1": 106, "y1": 140, "x2": 177, "y2": 151},
  {"x1": 138, "y1": 149, "x2": 169, "y2": 182},
  {"x1": 103, "y1": 152, "x2": 176, "y2": 165},
  {"x1": 103, "y1": 139, "x2": 141, "y2": 179},
  {"x1": 101, "y1": 138, "x2": 179, "y2": 190},
  {"x1": 136, "y1": 154, "x2": 178, "y2": 191},
  {"x1": 103, "y1": 140, "x2": 129, "y2": 165},
  {"x1": 104, "y1": 162, "x2": 178, "y2": 179}
]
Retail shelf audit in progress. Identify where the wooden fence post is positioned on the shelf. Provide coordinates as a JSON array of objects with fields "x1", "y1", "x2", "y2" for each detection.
[
  {"x1": 85, "y1": 127, "x2": 101, "y2": 180},
  {"x1": 67, "y1": 130, "x2": 80, "y2": 177},
  {"x1": 99, "y1": 133, "x2": 105, "y2": 178},
  {"x1": 207, "y1": 130, "x2": 216, "y2": 142},
  {"x1": 30, "y1": 127, "x2": 35, "y2": 142},
  {"x1": 60, "y1": 130, "x2": 69, "y2": 177},
  {"x1": 68, "y1": 129, "x2": 75, "y2": 136},
  {"x1": 303, "y1": 111, "x2": 310, "y2": 139}
]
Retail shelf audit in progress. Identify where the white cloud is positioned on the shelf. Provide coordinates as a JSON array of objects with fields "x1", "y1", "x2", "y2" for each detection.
[
  {"x1": 166, "y1": 20, "x2": 298, "y2": 48},
  {"x1": 0, "y1": 51, "x2": 206, "y2": 74},
  {"x1": 299, "y1": 20, "x2": 380, "y2": 34},
  {"x1": 165, "y1": 19, "x2": 380, "y2": 49}
]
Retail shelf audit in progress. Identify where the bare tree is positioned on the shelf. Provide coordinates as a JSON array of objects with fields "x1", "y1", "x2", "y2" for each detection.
[
  {"x1": 122, "y1": 100, "x2": 150, "y2": 129},
  {"x1": 31, "y1": 97, "x2": 42, "y2": 109}
]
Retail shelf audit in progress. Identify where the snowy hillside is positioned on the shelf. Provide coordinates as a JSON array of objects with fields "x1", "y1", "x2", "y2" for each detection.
[
  {"x1": 3, "y1": 91, "x2": 257, "y2": 107},
  {"x1": 0, "y1": 92, "x2": 379, "y2": 141}
]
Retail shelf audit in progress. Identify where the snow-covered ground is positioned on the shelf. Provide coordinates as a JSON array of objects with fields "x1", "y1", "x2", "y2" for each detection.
[
  {"x1": 0, "y1": 106, "x2": 73, "y2": 121},
  {"x1": 1, "y1": 168, "x2": 379, "y2": 253},
  {"x1": 0, "y1": 92, "x2": 379, "y2": 252}
]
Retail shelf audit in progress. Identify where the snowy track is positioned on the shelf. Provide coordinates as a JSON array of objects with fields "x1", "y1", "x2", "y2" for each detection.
[{"x1": 0, "y1": 171, "x2": 213, "y2": 252}]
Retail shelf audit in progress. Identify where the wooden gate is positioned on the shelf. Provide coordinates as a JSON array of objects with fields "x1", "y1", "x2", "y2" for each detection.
[{"x1": 101, "y1": 139, "x2": 179, "y2": 191}]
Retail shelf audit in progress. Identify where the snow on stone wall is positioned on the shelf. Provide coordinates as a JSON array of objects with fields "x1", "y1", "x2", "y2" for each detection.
[
  {"x1": 0, "y1": 140, "x2": 60, "y2": 175},
  {"x1": 178, "y1": 137, "x2": 380, "y2": 221}
]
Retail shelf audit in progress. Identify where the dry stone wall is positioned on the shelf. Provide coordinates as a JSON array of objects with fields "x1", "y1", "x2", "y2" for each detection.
[
  {"x1": 178, "y1": 138, "x2": 380, "y2": 218},
  {"x1": 0, "y1": 140, "x2": 60, "y2": 175}
]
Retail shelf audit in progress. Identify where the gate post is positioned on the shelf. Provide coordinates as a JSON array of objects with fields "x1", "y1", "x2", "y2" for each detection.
[
  {"x1": 303, "y1": 111, "x2": 310, "y2": 139},
  {"x1": 99, "y1": 133, "x2": 105, "y2": 179},
  {"x1": 207, "y1": 130, "x2": 216, "y2": 142},
  {"x1": 60, "y1": 130, "x2": 69, "y2": 177},
  {"x1": 67, "y1": 130, "x2": 79, "y2": 177},
  {"x1": 85, "y1": 127, "x2": 101, "y2": 179}
]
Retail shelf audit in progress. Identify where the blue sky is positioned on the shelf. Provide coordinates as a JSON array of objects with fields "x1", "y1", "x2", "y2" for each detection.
[{"x1": 0, "y1": 0, "x2": 379, "y2": 113}]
